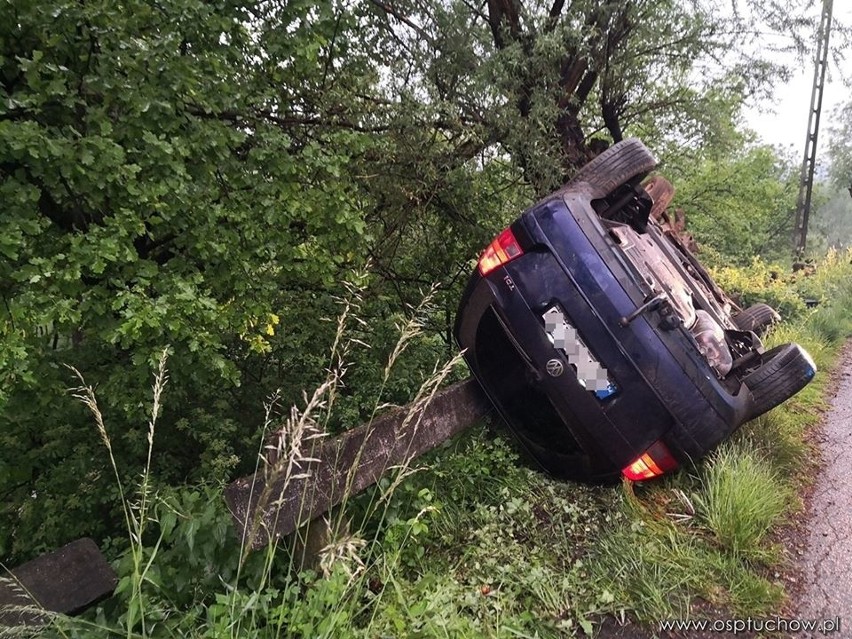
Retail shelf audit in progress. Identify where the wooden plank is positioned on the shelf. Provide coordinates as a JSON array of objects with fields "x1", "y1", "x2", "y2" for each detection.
[
  {"x1": 1, "y1": 538, "x2": 117, "y2": 629},
  {"x1": 224, "y1": 377, "x2": 491, "y2": 548}
]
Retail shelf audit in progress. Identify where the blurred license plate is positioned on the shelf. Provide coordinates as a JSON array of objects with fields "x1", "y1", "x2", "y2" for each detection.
[{"x1": 542, "y1": 307, "x2": 617, "y2": 399}]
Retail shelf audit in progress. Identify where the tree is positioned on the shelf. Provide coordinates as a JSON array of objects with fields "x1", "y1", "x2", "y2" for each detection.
[
  {"x1": 827, "y1": 100, "x2": 852, "y2": 193},
  {"x1": 808, "y1": 100, "x2": 852, "y2": 250},
  {"x1": 668, "y1": 141, "x2": 799, "y2": 262},
  {"x1": 0, "y1": 0, "x2": 385, "y2": 557},
  {"x1": 363, "y1": 0, "x2": 830, "y2": 195}
]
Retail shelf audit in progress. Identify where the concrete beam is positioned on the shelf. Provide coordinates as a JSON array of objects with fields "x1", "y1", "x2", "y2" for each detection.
[
  {"x1": 224, "y1": 377, "x2": 491, "y2": 549},
  {"x1": 1, "y1": 538, "x2": 117, "y2": 629}
]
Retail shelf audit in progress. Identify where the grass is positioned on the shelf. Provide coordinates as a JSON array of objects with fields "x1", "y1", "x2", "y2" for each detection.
[
  {"x1": 693, "y1": 441, "x2": 789, "y2": 559},
  {"x1": 63, "y1": 349, "x2": 170, "y2": 638},
  {"x1": 11, "y1": 249, "x2": 852, "y2": 637}
]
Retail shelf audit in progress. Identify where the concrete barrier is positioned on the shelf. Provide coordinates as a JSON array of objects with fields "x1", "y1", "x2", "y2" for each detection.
[
  {"x1": 1, "y1": 538, "x2": 117, "y2": 629},
  {"x1": 225, "y1": 377, "x2": 491, "y2": 548}
]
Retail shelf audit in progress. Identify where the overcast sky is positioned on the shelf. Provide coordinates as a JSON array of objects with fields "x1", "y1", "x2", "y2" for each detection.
[{"x1": 741, "y1": 3, "x2": 850, "y2": 161}]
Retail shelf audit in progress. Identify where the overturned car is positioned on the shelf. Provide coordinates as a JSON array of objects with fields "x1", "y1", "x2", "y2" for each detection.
[{"x1": 455, "y1": 139, "x2": 815, "y2": 482}]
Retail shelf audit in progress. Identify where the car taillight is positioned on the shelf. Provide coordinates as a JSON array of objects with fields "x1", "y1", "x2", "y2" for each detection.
[
  {"x1": 622, "y1": 440, "x2": 679, "y2": 481},
  {"x1": 478, "y1": 227, "x2": 524, "y2": 276}
]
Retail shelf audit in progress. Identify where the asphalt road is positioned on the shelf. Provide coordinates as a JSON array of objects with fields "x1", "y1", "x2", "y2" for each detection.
[{"x1": 795, "y1": 343, "x2": 852, "y2": 636}]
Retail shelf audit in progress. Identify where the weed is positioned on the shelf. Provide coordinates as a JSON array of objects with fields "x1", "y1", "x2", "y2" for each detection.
[
  {"x1": 65, "y1": 348, "x2": 170, "y2": 638},
  {"x1": 592, "y1": 495, "x2": 712, "y2": 622}
]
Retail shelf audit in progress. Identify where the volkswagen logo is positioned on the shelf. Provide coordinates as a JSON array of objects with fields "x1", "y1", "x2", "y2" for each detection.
[{"x1": 545, "y1": 358, "x2": 564, "y2": 377}]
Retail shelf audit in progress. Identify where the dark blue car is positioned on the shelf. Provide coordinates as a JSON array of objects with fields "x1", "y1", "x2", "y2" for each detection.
[{"x1": 455, "y1": 139, "x2": 816, "y2": 482}]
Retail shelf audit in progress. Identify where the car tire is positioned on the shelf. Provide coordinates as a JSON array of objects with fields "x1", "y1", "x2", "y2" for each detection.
[
  {"x1": 744, "y1": 343, "x2": 816, "y2": 419},
  {"x1": 733, "y1": 303, "x2": 781, "y2": 335},
  {"x1": 566, "y1": 138, "x2": 658, "y2": 199}
]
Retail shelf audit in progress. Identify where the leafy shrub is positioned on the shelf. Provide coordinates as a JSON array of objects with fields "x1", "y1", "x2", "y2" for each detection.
[
  {"x1": 791, "y1": 248, "x2": 852, "y2": 306},
  {"x1": 709, "y1": 256, "x2": 806, "y2": 321}
]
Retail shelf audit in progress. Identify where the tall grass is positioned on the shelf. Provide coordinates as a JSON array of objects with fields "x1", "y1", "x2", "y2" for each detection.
[
  {"x1": 42, "y1": 277, "x2": 503, "y2": 639},
  {"x1": 65, "y1": 348, "x2": 170, "y2": 638},
  {"x1": 693, "y1": 442, "x2": 789, "y2": 559},
  {"x1": 226, "y1": 283, "x2": 472, "y2": 638}
]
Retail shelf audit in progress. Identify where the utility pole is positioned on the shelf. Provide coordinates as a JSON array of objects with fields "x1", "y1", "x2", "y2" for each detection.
[{"x1": 792, "y1": 0, "x2": 833, "y2": 255}]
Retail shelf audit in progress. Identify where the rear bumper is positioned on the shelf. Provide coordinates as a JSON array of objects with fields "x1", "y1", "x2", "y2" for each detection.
[{"x1": 455, "y1": 192, "x2": 751, "y2": 473}]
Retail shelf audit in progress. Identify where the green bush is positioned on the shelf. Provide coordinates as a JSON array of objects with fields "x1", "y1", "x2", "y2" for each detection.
[{"x1": 709, "y1": 256, "x2": 807, "y2": 321}]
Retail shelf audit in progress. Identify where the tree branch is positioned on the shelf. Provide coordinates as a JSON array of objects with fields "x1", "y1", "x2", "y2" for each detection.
[{"x1": 368, "y1": 0, "x2": 435, "y2": 46}]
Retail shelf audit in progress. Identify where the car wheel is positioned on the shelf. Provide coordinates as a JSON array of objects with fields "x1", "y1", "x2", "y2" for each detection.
[
  {"x1": 744, "y1": 343, "x2": 816, "y2": 419},
  {"x1": 566, "y1": 138, "x2": 657, "y2": 199},
  {"x1": 733, "y1": 303, "x2": 781, "y2": 335}
]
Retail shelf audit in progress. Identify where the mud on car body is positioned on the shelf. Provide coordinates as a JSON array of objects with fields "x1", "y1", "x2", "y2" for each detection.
[{"x1": 455, "y1": 139, "x2": 816, "y2": 482}]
